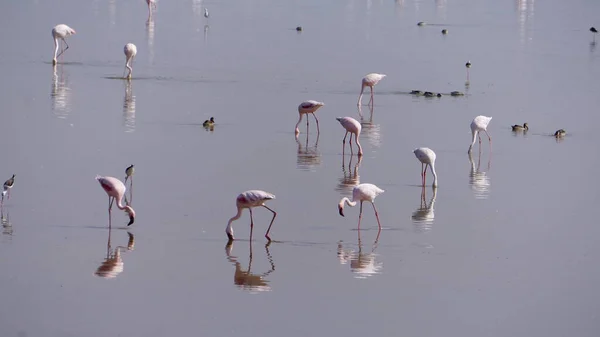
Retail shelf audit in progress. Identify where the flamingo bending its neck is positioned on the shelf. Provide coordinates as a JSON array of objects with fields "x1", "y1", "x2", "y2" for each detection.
[
  {"x1": 468, "y1": 115, "x2": 492, "y2": 153},
  {"x1": 124, "y1": 43, "x2": 137, "y2": 79},
  {"x1": 295, "y1": 100, "x2": 324, "y2": 135},
  {"x1": 52, "y1": 24, "x2": 76, "y2": 65},
  {"x1": 357, "y1": 73, "x2": 386, "y2": 106},
  {"x1": 336, "y1": 117, "x2": 363, "y2": 156},
  {"x1": 226, "y1": 190, "x2": 277, "y2": 242},
  {"x1": 413, "y1": 147, "x2": 438, "y2": 187},
  {"x1": 96, "y1": 176, "x2": 135, "y2": 226},
  {"x1": 338, "y1": 183, "x2": 384, "y2": 230}
]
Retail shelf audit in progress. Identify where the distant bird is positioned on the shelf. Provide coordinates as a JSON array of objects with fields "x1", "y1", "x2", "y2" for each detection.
[
  {"x1": 226, "y1": 190, "x2": 277, "y2": 242},
  {"x1": 124, "y1": 165, "x2": 135, "y2": 183},
  {"x1": 1, "y1": 174, "x2": 15, "y2": 204},
  {"x1": 554, "y1": 129, "x2": 566, "y2": 137},
  {"x1": 450, "y1": 91, "x2": 464, "y2": 96},
  {"x1": 336, "y1": 117, "x2": 363, "y2": 156},
  {"x1": 442, "y1": 29, "x2": 448, "y2": 35},
  {"x1": 338, "y1": 183, "x2": 384, "y2": 230},
  {"x1": 96, "y1": 176, "x2": 136, "y2": 226},
  {"x1": 52, "y1": 24, "x2": 76, "y2": 65},
  {"x1": 417, "y1": 21, "x2": 426, "y2": 26},
  {"x1": 357, "y1": 73, "x2": 386, "y2": 106},
  {"x1": 468, "y1": 115, "x2": 493, "y2": 153},
  {"x1": 146, "y1": 0, "x2": 156, "y2": 17},
  {"x1": 203, "y1": 117, "x2": 215, "y2": 127},
  {"x1": 511, "y1": 123, "x2": 529, "y2": 131},
  {"x1": 296, "y1": 26, "x2": 303, "y2": 32},
  {"x1": 465, "y1": 60, "x2": 472, "y2": 81},
  {"x1": 204, "y1": 8, "x2": 209, "y2": 18},
  {"x1": 124, "y1": 43, "x2": 137, "y2": 80},
  {"x1": 295, "y1": 100, "x2": 324, "y2": 135},
  {"x1": 413, "y1": 148, "x2": 438, "y2": 187},
  {"x1": 591, "y1": 27, "x2": 598, "y2": 42}
]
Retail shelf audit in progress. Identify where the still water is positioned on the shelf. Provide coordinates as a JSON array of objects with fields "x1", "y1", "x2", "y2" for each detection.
[{"x1": 1, "y1": 0, "x2": 600, "y2": 336}]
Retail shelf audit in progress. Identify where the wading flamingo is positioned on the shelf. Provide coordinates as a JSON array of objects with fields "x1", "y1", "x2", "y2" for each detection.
[
  {"x1": 358, "y1": 73, "x2": 386, "y2": 106},
  {"x1": 338, "y1": 183, "x2": 384, "y2": 230},
  {"x1": 468, "y1": 115, "x2": 492, "y2": 153},
  {"x1": 336, "y1": 117, "x2": 363, "y2": 156},
  {"x1": 413, "y1": 147, "x2": 438, "y2": 187},
  {"x1": 96, "y1": 176, "x2": 135, "y2": 226},
  {"x1": 295, "y1": 100, "x2": 324, "y2": 135},
  {"x1": 1, "y1": 174, "x2": 15, "y2": 205},
  {"x1": 124, "y1": 43, "x2": 137, "y2": 79},
  {"x1": 226, "y1": 190, "x2": 277, "y2": 242},
  {"x1": 52, "y1": 24, "x2": 76, "y2": 65}
]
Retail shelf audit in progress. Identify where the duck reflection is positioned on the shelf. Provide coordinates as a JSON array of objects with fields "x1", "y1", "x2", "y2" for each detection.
[
  {"x1": 412, "y1": 187, "x2": 437, "y2": 232},
  {"x1": 335, "y1": 153, "x2": 362, "y2": 195},
  {"x1": 359, "y1": 105, "x2": 382, "y2": 149},
  {"x1": 337, "y1": 229, "x2": 382, "y2": 279},
  {"x1": 51, "y1": 65, "x2": 71, "y2": 118},
  {"x1": 468, "y1": 152, "x2": 491, "y2": 199},
  {"x1": 1, "y1": 208, "x2": 12, "y2": 237},
  {"x1": 225, "y1": 241, "x2": 275, "y2": 293},
  {"x1": 296, "y1": 133, "x2": 321, "y2": 171},
  {"x1": 123, "y1": 80, "x2": 136, "y2": 132},
  {"x1": 146, "y1": 18, "x2": 155, "y2": 64},
  {"x1": 95, "y1": 230, "x2": 135, "y2": 279}
]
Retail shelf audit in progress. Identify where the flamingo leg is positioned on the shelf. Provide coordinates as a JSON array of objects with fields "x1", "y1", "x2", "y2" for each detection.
[
  {"x1": 358, "y1": 201, "x2": 363, "y2": 230},
  {"x1": 342, "y1": 131, "x2": 348, "y2": 155},
  {"x1": 312, "y1": 113, "x2": 320, "y2": 134},
  {"x1": 262, "y1": 205, "x2": 277, "y2": 242},
  {"x1": 57, "y1": 39, "x2": 69, "y2": 58},
  {"x1": 368, "y1": 86, "x2": 374, "y2": 106},
  {"x1": 249, "y1": 208, "x2": 254, "y2": 241},
  {"x1": 424, "y1": 164, "x2": 428, "y2": 186},
  {"x1": 306, "y1": 113, "x2": 309, "y2": 134},
  {"x1": 420, "y1": 163, "x2": 425, "y2": 186},
  {"x1": 371, "y1": 202, "x2": 382, "y2": 230},
  {"x1": 484, "y1": 130, "x2": 492, "y2": 145},
  {"x1": 349, "y1": 133, "x2": 354, "y2": 155},
  {"x1": 108, "y1": 196, "x2": 114, "y2": 211}
]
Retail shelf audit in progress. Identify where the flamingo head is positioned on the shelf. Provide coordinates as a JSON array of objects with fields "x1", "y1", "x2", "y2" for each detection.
[
  {"x1": 338, "y1": 201, "x2": 345, "y2": 217},
  {"x1": 126, "y1": 206, "x2": 136, "y2": 226}
]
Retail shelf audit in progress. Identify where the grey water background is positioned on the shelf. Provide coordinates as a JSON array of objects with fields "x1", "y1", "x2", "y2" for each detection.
[{"x1": 1, "y1": 0, "x2": 600, "y2": 336}]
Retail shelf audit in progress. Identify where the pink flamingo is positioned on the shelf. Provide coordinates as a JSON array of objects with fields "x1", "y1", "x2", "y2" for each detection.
[
  {"x1": 413, "y1": 147, "x2": 438, "y2": 187},
  {"x1": 124, "y1": 43, "x2": 137, "y2": 79},
  {"x1": 52, "y1": 24, "x2": 76, "y2": 65},
  {"x1": 226, "y1": 190, "x2": 277, "y2": 242},
  {"x1": 96, "y1": 176, "x2": 136, "y2": 226},
  {"x1": 295, "y1": 100, "x2": 324, "y2": 136},
  {"x1": 468, "y1": 115, "x2": 493, "y2": 153},
  {"x1": 336, "y1": 117, "x2": 363, "y2": 156},
  {"x1": 357, "y1": 73, "x2": 386, "y2": 106},
  {"x1": 338, "y1": 183, "x2": 384, "y2": 230}
]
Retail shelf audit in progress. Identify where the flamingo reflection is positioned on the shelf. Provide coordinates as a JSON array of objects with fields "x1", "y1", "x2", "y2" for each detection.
[
  {"x1": 359, "y1": 105, "x2": 382, "y2": 149},
  {"x1": 337, "y1": 229, "x2": 382, "y2": 279},
  {"x1": 468, "y1": 152, "x2": 491, "y2": 199},
  {"x1": 335, "y1": 153, "x2": 362, "y2": 195},
  {"x1": 412, "y1": 187, "x2": 437, "y2": 232},
  {"x1": 1, "y1": 208, "x2": 12, "y2": 237},
  {"x1": 51, "y1": 65, "x2": 71, "y2": 118},
  {"x1": 95, "y1": 230, "x2": 135, "y2": 279},
  {"x1": 295, "y1": 133, "x2": 321, "y2": 171},
  {"x1": 146, "y1": 18, "x2": 155, "y2": 64},
  {"x1": 123, "y1": 80, "x2": 136, "y2": 132},
  {"x1": 225, "y1": 241, "x2": 275, "y2": 293}
]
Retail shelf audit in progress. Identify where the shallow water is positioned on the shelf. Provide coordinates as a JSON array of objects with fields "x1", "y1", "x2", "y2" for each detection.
[{"x1": 1, "y1": 0, "x2": 600, "y2": 336}]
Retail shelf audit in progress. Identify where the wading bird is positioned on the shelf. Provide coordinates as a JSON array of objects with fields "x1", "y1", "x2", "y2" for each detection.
[
  {"x1": 203, "y1": 117, "x2": 215, "y2": 127},
  {"x1": 338, "y1": 183, "x2": 384, "y2": 230},
  {"x1": 465, "y1": 60, "x2": 472, "y2": 81},
  {"x1": 468, "y1": 115, "x2": 492, "y2": 153},
  {"x1": 96, "y1": 176, "x2": 135, "y2": 227},
  {"x1": 511, "y1": 123, "x2": 529, "y2": 131},
  {"x1": 336, "y1": 117, "x2": 363, "y2": 156},
  {"x1": 124, "y1": 43, "x2": 137, "y2": 80},
  {"x1": 357, "y1": 73, "x2": 386, "y2": 106},
  {"x1": 554, "y1": 129, "x2": 566, "y2": 138},
  {"x1": 204, "y1": 8, "x2": 209, "y2": 18},
  {"x1": 226, "y1": 190, "x2": 277, "y2": 242},
  {"x1": 52, "y1": 24, "x2": 76, "y2": 65},
  {"x1": 295, "y1": 100, "x2": 324, "y2": 135},
  {"x1": 413, "y1": 148, "x2": 438, "y2": 187},
  {"x1": 1, "y1": 174, "x2": 15, "y2": 205},
  {"x1": 125, "y1": 165, "x2": 135, "y2": 183}
]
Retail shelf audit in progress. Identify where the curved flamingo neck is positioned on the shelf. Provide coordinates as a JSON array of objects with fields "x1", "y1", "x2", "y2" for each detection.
[
  {"x1": 226, "y1": 206, "x2": 243, "y2": 238},
  {"x1": 53, "y1": 38, "x2": 59, "y2": 62},
  {"x1": 430, "y1": 163, "x2": 438, "y2": 187},
  {"x1": 295, "y1": 114, "x2": 303, "y2": 133},
  {"x1": 341, "y1": 197, "x2": 357, "y2": 207}
]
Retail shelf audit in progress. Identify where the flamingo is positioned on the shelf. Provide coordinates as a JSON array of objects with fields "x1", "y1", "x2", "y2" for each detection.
[
  {"x1": 1, "y1": 174, "x2": 15, "y2": 205},
  {"x1": 357, "y1": 73, "x2": 386, "y2": 106},
  {"x1": 336, "y1": 117, "x2": 363, "y2": 156},
  {"x1": 468, "y1": 115, "x2": 492, "y2": 153},
  {"x1": 295, "y1": 100, "x2": 324, "y2": 135},
  {"x1": 124, "y1": 43, "x2": 137, "y2": 80},
  {"x1": 96, "y1": 176, "x2": 136, "y2": 226},
  {"x1": 226, "y1": 190, "x2": 277, "y2": 242},
  {"x1": 338, "y1": 183, "x2": 384, "y2": 230},
  {"x1": 124, "y1": 165, "x2": 135, "y2": 183},
  {"x1": 52, "y1": 24, "x2": 76, "y2": 65},
  {"x1": 413, "y1": 147, "x2": 438, "y2": 187},
  {"x1": 146, "y1": 0, "x2": 156, "y2": 17},
  {"x1": 465, "y1": 61, "x2": 472, "y2": 81}
]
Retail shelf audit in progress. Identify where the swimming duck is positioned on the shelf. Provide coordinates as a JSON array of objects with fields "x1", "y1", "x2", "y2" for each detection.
[
  {"x1": 441, "y1": 29, "x2": 448, "y2": 35},
  {"x1": 417, "y1": 21, "x2": 426, "y2": 26},
  {"x1": 450, "y1": 91, "x2": 464, "y2": 96},
  {"x1": 554, "y1": 129, "x2": 566, "y2": 137},
  {"x1": 203, "y1": 117, "x2": 215, "y2": 127},
  {"x1": 511, "y1": 123, "x2": 529, "y2": 131},
  {"x1": 410, "y1": 90, "x2": 424, "y2": 95}
]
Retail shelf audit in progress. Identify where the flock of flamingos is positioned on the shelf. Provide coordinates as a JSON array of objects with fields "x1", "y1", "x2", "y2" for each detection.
[{"x1": 2, "y1": 1, "x2": 578, "y2": 246}]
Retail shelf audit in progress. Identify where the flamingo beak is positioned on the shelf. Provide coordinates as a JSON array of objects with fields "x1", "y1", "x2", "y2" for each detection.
[
  {"x1": 127, "y1": 214, "x2": 135, "y2": 226},
  {"x1": 338, "y1": 205, "x2": 345, "y2": 217}
]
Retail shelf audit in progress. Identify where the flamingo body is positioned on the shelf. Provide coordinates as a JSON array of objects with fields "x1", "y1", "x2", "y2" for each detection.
[
  {"x1": 338, "y1": 183, "x2": 384, "y2": 229},
  {"x1": 226, "y1": 190, "x2": 276, "y2": 242},
  {"x1": 468, "y1": 115, "x2": 492, "y2": 153},
  {"x1": 413, "y1": 147, "x2": 438, "y2": 187},
  {"x1": 336, "y1": 117, "x2": 363, "y2": 156},
  {"x1": 295, "y1": 100, "x2": 324, "y2": 135},
  {"x1": 96, "y1": 176, "x2": 135, "y2": 226},
  {"x1": 52, "y1": 24, "x2": 76, "y2": 65},
  {"x1": 358, "y1": 73, "x2": 386, "y2": 106},
  {"x1": 124, "y1": 43, "x2": 137, "y2": 79}
]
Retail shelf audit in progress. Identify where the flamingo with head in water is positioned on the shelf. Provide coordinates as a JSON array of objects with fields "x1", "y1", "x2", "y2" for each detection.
[
  {"x1": 52, "y1": 24, "x2": 76, "y2": 65},
  {"x1": 295, "y1": 100, "x2": 324, "y2": 136},
  {"x1": 226, "y1": 190, "x2": 277, "y2": 242},
  {"x1": 124, "y1": 43, "x2": 137, "y2": 79},
  {"x1": 338, "y1": 183, "x2": 384, "y2": 230},
  {"x1": 413, "y1": 148, "x2": 438, "y2": 187},
  {"x1": 357, "y1": 73, "x2": 386, "y2": 106},
  {"x1": 468, "y1": 115, "x2": 492, "y2": 153},
  {"x1": 336, "y1": 117, "x2": 363, "y2": 157},
  {"x1": 96, "y1": 176, "x2": 135, "y2": 227}
]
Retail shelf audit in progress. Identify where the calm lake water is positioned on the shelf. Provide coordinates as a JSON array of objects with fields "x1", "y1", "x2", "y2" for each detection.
[{"x1": 1, "y1": 0, "x2": 600, "y2": 336}]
